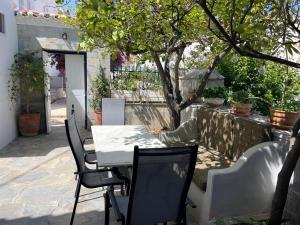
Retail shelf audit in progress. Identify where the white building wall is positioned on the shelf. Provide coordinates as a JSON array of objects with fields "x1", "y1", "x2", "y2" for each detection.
[
  {"x1": 0, "y1": 1, "x2": 18, "y2": 149},
  {"x1": 12, "y1": 0, "x2": 58, "y2": 13}
]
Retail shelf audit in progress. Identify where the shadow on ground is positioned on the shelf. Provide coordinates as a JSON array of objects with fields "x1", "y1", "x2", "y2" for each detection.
[
  {"x1": 0, "y1": 210, "x2": 113, "y2": 225},
  {"x1": 0, "y1": 125, "x2": 68, "y2": 158}
]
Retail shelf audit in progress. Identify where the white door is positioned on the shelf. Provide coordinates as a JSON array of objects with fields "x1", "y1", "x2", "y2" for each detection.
[
  {"x1": 43, "y1": 51, "x2": 51, "y2": 133},
  {"x1": 65, "y1": 54, "x2": 85, "y2": 129}
]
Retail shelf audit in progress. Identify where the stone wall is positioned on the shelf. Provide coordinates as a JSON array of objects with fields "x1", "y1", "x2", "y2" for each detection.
[
  {"x1": 88, "y1": 102, "x2": 171, "y2": 131},
  {"x1": 197, "y1": 107, "x2": 272, "y2": 160},
  {"x1": 125, "y1": 102, "x2": 171, "y2": 131}
]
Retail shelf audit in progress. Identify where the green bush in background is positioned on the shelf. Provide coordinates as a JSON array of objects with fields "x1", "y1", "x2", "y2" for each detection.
[{"x1": 217, "y1": 56, "x2": 300, "y2": 114}]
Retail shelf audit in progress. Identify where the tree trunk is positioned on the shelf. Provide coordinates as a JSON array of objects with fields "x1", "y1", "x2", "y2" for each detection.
[
  {"x1": 179, "y1": 46, "x2": 232, "y2": 110},
  {"x1": 269, "y1": 117, "x2": 300, "y2": 225}
]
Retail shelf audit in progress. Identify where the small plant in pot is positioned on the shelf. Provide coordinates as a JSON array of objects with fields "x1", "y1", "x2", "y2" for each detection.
[
  {"x1": 9, "y1": 52, "x2": 48, "y2": 136},
  {"x1": 229, "y1": 89, "x2": 253, "y2": 117},
  {"x1": 202, "y1": 87, "x2": 227, "y2": 107},
  {"x1": 270, "y1": 98, "x2": 300, "y2": 130},
  {"x1": 89, "y1": 67, "x2": 110, "y2": 125},
  {"x1": 269, "y1": 65, "x2": 300, "y2": 130}
]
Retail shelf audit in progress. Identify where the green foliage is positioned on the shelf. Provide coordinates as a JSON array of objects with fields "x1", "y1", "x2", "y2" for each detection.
[
  {"x1": 9, "y1": 52, "x2": 48, "y2": 113},
  {"x1": 111, "y1": 71, "x2": 161, "y2": 91},
  {"x1": 228, "y1": 89, "x2": 253, "y2": 105},
  {"x1": 89, "y1": 67, "x2": 110, "y2": 111},
  {"x1": 202, "y1": 87, "x2": 227, "y2": 99},
  {"x1": 215, "y1": 218, "x2": 290, "y2": 225},
  {"x1": 71, "y1": 0, "x2": 207, "y2": 54},
  {"x1": 199, "y1": 0, "x2": 300, "y2": 63},
  {"x1": 218, "y1": 56, "x2": 300, "y2": 114}
]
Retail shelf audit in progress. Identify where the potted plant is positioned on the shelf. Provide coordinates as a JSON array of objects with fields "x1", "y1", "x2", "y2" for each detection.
[
  {"x1": 89, "y1": 67, "x2": 110, "y2": 125},
  {"x1": 269, "y1": 63, "x2": 300, "y2": 130},
  {"x1": 229, "y1": 89, "x2": 253, "y2": 116},
  {"x1": 270, "y1": 98, "x2": 300, "y2": 130},
  {"x1": 202, "y1": 87, "x2": 226, "y2": 107},
  {"x1": 9, "y1": 52, "x2": 48, "y2": 136}
]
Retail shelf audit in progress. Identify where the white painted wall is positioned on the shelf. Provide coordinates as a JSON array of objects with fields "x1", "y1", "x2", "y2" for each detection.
[
  {"x1": 12, "y1": 0, "x2": 58, "y2": 13},
  {"x1": 0, "y1": 1, "x2": 18, "y2": 149}
]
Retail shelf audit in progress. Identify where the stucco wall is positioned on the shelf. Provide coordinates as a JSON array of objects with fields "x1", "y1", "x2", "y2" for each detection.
[
  {"x1": 0, "y1": 1, "x2": 18, "y2": 149},
  {"x1": 17, "y1": 16, "x2": 110, "y2": 132}
]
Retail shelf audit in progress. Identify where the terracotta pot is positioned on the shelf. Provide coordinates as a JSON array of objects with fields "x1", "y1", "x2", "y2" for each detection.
[
  {"x1": 94, "y1": 111, "x2": 102, "y2": 125},
  {"x1": 232, "y1": 103, "x2": 252, "y2": 117},
  {"x1": 270, "y1": 109, "x2": 300, "y2": 130},
  {"x1": 187, "y1": 91, "x2": 196, "y2": 101},
  {"x1": 19, "y1": 112, "x2": 40, "y2": 137}
]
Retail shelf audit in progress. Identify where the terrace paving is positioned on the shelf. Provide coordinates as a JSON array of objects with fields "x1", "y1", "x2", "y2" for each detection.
[{"x1": 0, "y1": 122, "x2": 197, "y2": 225}]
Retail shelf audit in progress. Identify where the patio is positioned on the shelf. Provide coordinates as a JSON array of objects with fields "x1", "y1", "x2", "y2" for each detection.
[
  {"x1": 0, "y1": 124, "x2": 120, "y2": 225},
  {"x1": 0, "y1": 122, "x2": 199, "y2": 225}
]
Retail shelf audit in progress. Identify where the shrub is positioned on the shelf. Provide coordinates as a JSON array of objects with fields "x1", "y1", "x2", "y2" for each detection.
[
  {"x1": 217, "y1": 56, "x2": 300, "y2": 114},
  {"x1": 9, "y1": 52, "x2": 48, "y2": 113},
  {"x1": 89, "y1": 67, "x2": 110, "y2": 111}
]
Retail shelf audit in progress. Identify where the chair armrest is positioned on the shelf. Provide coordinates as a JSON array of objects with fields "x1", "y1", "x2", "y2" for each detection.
[
  {"x1": 75, "y1": 168, "x2": 112, "y2": 175},
  {"x1": 83, "y1": 137, "x2": 93, "y2": 145},
  {"x1": 107, "y1": 190, "x2": 123, "y2": 221},
  {"x1": 84, "y1": 150, "x2": 95, "y2": 154}
]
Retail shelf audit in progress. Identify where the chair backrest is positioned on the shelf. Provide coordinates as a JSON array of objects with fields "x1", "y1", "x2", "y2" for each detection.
[
  {"x1": 126, "y1": 145, "x2": 198, "y2": 225},
  {"x1": 102, "y1": 98, "x2": 125, "y2": 125},
  {"x1": 70, "y1": 105, "x2": 83, "y2": 145},
  {"x1": 65, "y1": 116, "x2": 86, "y2": 173}
]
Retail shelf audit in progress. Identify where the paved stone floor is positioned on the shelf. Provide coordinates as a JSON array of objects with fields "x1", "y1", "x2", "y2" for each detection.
[
  {"x1": 0, "y1": 122, "x2": 198, "y2": 225},
  {"x1": 0, "y1": 123, "x2": 120, "y2": 225}
]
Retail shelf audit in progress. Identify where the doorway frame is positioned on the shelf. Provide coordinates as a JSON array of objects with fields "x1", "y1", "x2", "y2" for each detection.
[{"x1": 43, "y1": 48, "x2": 88, "y2": 129}]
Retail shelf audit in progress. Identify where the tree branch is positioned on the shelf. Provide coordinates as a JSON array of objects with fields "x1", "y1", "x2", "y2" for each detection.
[
  {"x1": 197, "y1": 0, "x2": 300, "y2": 68},
  {"x1": 174, "y1": 45, "x2": 185, "y2": 104},
  {"x1": 179, "y1": 45, "x2": 232, "y2": 109}
]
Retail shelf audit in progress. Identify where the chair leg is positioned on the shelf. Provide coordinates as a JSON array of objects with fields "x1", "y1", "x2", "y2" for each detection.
[
  {"x1": 74, "y1": 179, "x2": 80, "y2": 198},
  {"x1": 104, "y1": 192, "x2": 110, "y2": 225},
  {"x1": 70, "y1": 181, "x2": 81, "y2": 225},
  {"x1": 182, "y1": 208, "x2": 187, "y2": 225}
]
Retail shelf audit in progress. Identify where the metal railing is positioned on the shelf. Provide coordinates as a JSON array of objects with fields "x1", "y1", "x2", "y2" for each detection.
[{"x1": 110, "y1": 69, "x2": 161, "y2": 90}]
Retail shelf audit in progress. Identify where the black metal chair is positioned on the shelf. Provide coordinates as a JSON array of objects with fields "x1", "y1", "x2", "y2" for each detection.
[
  {"x1": 104, "y1": 145, "x2": 198, "y2": 225},
  {"x1": 65, "y1": 117, "x2": 127, "y2": 225},
  {"x1": 71, "y1": 105, "x2": 97, "y2": 165}
]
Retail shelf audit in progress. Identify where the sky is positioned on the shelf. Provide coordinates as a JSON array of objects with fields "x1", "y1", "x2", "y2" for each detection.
[
  {"x1": 12, "y1": 0, "x2": 78, "y2": 14},
  {"x1": 62, "y1": 0, "x2": 78, "y2": 14}
]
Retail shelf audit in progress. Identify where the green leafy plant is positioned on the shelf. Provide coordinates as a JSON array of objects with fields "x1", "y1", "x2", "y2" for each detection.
[
  {"x1": 218, "y1": 56, "x2": 300, "y2": 114},
  {"x1": 111, "y1": 71, "x2": 161, "y2": 91},
  {"x1": 9, "y1": 52, "x2": 48, "y2": 113},
  {"x1": 202, "y1": 87, "x2": 227, "y2": 99},
  {"x1": 214, "y1": 218, "x2": 289, "y2": 225},
  {"x1": 89, "y1": 67, "x2": 110, "y2": 112},
  {"x1": 227, "y1": 89, "x2": 253, "y2": 105}
]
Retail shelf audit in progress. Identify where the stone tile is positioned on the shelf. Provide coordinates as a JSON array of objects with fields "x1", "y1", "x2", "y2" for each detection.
[{"x1": 0, "y1": 123, "x2": 197, "y2": 225}]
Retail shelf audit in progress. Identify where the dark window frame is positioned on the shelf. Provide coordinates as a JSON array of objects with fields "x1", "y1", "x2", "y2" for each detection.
[{"x1": 0, "y1": 13, "x2": 4, "y2": 34}]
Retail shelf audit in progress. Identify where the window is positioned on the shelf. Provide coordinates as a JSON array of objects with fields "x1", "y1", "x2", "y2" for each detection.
[{"x1": 0, "y1": 13, "x2": 4, "y2": 34}]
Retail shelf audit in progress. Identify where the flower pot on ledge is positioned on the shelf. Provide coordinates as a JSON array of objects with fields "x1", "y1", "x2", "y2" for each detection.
[
  {"x1": 270, "y1": 109, "x2": 300, "y2": 130},
  {"x1": 232, "y1": 103, "x2": 252, "y2": 117}
]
